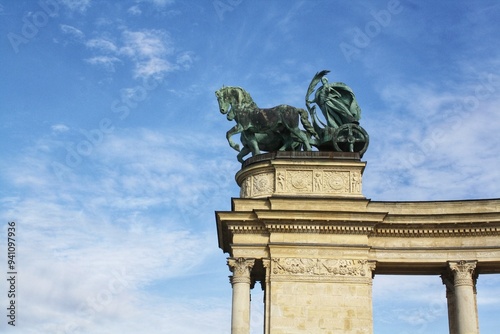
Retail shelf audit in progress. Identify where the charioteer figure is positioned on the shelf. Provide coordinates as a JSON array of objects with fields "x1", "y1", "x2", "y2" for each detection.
[
  {"x1": 306, "y1": 70, "x2": 369, "y2": 156},
  {"x1": 306, "y1": 70, "x2": 361, "y2": 128}
]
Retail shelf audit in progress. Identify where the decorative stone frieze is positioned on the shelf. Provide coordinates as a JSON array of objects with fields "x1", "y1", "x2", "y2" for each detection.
[
  {"x1": 236, "y1": 152, "x2": 365, "y2": 198},
  {"x1": 271, "y1": 258, "x2": 375, "y2": 278}
]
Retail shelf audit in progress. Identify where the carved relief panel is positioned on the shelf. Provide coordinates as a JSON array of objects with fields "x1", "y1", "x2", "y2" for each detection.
[
  {"x1": 236, "y1": 158, "x2": 365, "y2": 198},
  {"x1": 271, "y1": 257, "x2": 375, "y2": 280},
  {"x1": 275, "y1": 167, "x2": 363, "y2": 196}
]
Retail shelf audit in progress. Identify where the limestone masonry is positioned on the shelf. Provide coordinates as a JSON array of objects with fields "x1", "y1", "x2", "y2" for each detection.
[{"x1": 216, "y1": 152, "x2": 500, "y2": 334}]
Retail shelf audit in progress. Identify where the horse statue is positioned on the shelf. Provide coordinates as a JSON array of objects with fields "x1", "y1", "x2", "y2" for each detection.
[{"x1": 215, "y1": 86, "x2": 317, "y2": 162}]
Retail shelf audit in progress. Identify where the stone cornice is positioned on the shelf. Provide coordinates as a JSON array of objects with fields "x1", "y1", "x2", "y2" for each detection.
[
  {"x1": 265, "y1": 222, "x2": 375, "y2": 234},
  {"x1": 373, "y1": 222, "x2": 500, "y2": 237},
  {"x1": 254, "y1": 210, "x2": 387, "y2": 223},
  {"x1": 382, "y1": 212, "x2": 500, "y2": 224},
  {"x1": 217, "y1": 208, "x2": 500, "y2": 253},
  {"x1": 227, "y1": 223, "x2": 267, "y2": 234}
]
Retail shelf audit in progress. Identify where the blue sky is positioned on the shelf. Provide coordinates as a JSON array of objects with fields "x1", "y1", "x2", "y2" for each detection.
[{"x1": 1, "y1": 0, "x2": 499, "y2": 333}]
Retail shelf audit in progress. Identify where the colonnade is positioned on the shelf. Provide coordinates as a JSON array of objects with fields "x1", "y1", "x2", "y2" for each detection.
[
  {"x1": 216, "y1": 154, "x2": 500, "y2": 334},
  {"x1": 227, "y1": 258, "x2": 482, "y2": 334}
]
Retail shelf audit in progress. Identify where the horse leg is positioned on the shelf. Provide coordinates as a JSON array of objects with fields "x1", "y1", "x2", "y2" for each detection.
[
  {"x1": 226, "y1": 124, "x2": 242, "y2": 151},
  {"x1": 289, "y1": 127, "x2": 313, "y2": 151},
  {"x1": 278, "y1": 134, "x2": 291, "y2": 151},
  {"x1": 237, "y1": 147, "x2": 251, "y2": 163},
  {"x1": 245, "y1": 132, "x2": 261, "y2": 156}
]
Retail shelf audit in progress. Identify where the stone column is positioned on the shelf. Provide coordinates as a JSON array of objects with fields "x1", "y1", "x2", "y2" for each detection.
[
  {"x1": 448, "y1": 260, "x2": 478, "y2": 334},
  {"x1": 228, "y1": 258, "x2": 255, "y2": 334},
  {"x1": 441, "y1": 273, "x2": 457, "y2": 334},
  {"x1": 262, "y1": 259, "x2": 271, "y2": 334}
]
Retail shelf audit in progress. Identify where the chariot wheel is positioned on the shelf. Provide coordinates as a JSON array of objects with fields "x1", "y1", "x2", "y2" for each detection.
[{"x1": 332, "y1": 123, "x2": 369, "y2": 156}]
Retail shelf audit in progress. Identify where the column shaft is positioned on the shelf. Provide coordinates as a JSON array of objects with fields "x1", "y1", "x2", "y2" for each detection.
[
  {"x1": 262, "y1": 259, "x2": 271, "y2": 334},
  {"x1": 448, "y1": 261, "x2": 479, "y2": 334},
  {"x1": 441, "y1": 274, "x2": 458, "y2": 334},
  {"x1": 228, "y1": 258, "x2": 255, "y2": 334}
]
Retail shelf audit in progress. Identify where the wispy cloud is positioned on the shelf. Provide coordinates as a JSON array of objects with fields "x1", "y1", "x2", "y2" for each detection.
[
  {"x1": 120, "y1": 30, "x2": 172, "y2": 58},
  {"x1": 139, "y1": 0, "x2": 175, "y2": 7},
  {"x1": 0, "y1": 127, "x2": 236, "y2": 332},
  {"x1": 51, "y1": 123, "x2": 70, "y2": 133},
  {"x1": 59, "y1": 0, "x2": 92, "y2": 13},
  {"x1": 363, "y1": 63, "x2": 500, "y2": 201},
  {"x1": 85, "y1": 55, "x2": 122, "y2": 71},
  {"x1": 86, "y1": 37, "x2": 118, "y2": 53},
  {"x1": 60, "y1": 24, "x2": 85, "y2": 40},
  {"x1": 127, "y1": 5, "x2": 142, "y2": 15},
  {"x1": 80, "y1": 28, "x2": 180, "y2": 78}
]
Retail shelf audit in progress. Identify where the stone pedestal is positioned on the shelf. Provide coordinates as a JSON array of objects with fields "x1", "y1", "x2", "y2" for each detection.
[
  {"x1": 220, "y1": 152, "x2": 376, "y2": 334},
  {"x1": 268, "y1": 259, "x2": 376, "y2": 334},
  {"x1": 236, "y1": 152, "x2": 365, "y2": 199}
]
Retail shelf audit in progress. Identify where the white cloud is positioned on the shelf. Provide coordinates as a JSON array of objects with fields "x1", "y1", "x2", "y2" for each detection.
[
  {"x1": 139, "y1": 0, "x2": 175, "y2": 7},
  {"x1": 176, "y1": 51, "x2": 195, "y2": 70},
  {"x1": 362, "y1": 64, "x2": 500, "y2": 201},
  {"x1": 127, "y1": 5, "x2": 142, "y2": 15},
  {"x1": 60, "y1": 24, "x2": 85, "y2": 40},
  {"x1": 51, "y1": 123, "x2": 70, "y2": 133},
  {"x1": 83, "y1": 29, "x2": 178, "y2": 79},
  {"x1": 133, "y1": 57, "x2": 173, "y2": 78},
  {"x1": 0, "y1": 127, "x2": 237, "y2": 333},
  {"x1": 119, "y1": 29, "x2": 175, "y2": 78},
  {"x1": 86, "y1": 38, "x2": 118, "y2": 53},
  {"x1": 121, "y1": 29, "x2": 172, "y2": 59},
  {"x1": 85, "y1": 55, "x2": 121, "y2": 71},
  {"x1": 59, "y1": 0, "x2": 92, "y2": 12}
]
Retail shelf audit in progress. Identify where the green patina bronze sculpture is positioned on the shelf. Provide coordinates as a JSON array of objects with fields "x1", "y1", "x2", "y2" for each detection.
[
  {"x1": 216, "y1": 70, "x2": 369, "y2": 162},
  {"x1": 215, "y1": 86, "x2": 317, "y2": 163},
  {"x1": 306, "y1": 70, "x2": 361, "y2": 128},
  {"x1": 305, "y1": 70, "x2": 368, "y2": 154}
]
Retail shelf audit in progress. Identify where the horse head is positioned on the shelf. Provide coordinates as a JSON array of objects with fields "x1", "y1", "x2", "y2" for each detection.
[
  {"x1": 215, "y1": 87, "x2": 231, "y2": 116},
  {"x1": 216, "y1": 86, "x2": 257, "y2": 122}
]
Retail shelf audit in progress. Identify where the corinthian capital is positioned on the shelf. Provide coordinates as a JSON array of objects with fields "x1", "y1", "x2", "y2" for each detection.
[
  {"x1": 448, "y1": 260, "x2": 477, "y2": 287},
  {"x1": 227, "y1": 258, "x2": 255, "y2": 284}
]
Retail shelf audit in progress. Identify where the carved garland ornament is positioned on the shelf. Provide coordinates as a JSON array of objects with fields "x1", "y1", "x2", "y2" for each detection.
[
  {"x1": 240, "y1": 172, "x2": 274, "y2": 197},
  {"x1": 271, "y1": 258, "x2": 374, "y2": 277}
]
